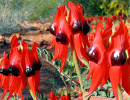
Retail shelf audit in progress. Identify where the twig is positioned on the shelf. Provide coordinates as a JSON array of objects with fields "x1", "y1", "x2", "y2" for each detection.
[{"x1": 39, "y1": 56, "x2": 80, "y2": 86}]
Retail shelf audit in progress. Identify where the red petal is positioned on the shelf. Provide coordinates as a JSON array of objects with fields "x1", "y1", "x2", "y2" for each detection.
[
  {"x1": 59, "y1": 45, "x2": 68, "y2": 73},
  {"x1": 7, "y1": 76, "x2": 21, "y2": 99},
  {"x1": 120, "y1": 62, "x2": 130, "y2": 95},
  {"x1": 86, "y1": 61, "x2": 95, "y2": 80},
  {"x1": 51, "y1": 42, "x2": 61, "y2": 62},
  {"x1": 92, "y1": 21, "x2": 106, "y2": 64},
  {"x1": 9, "y1": 47, "x2": 21, "y2": 69},
  {"x1": 73, "y1": 34, "x2": 89, "y2": 63},
  {"x1": 31, "y1": 42, "x2": 39, "y2": 61},
  {"x1": 102, "y1": 17, "x2": 112, "y2": 39},
  {"x1": 81, "y1": 34, "x2": 90, "y2": 47},
  {"x1": 109, "y1": 66, "x2": 121, "y2": 100},
  {"x1": 94, "y1": 20, "x2": 103, "y2": 38},
  {"x1": 1, "y1": 76, "x2": 9, "y2": 99},
  {"x1": 109, "y1": 20, "x2": 129, "y2": 51},
  {"x1": 68, "y1": 1, "x2": 85, "y2": 25},
  {"x1": 13, "y1": 81, "x2": 24, "y2": 100},
  {"x1": 100, "y1": 54, "x2": 109, "y2": 87},
  {"x1": 0, "y1": 52, "x2": 10, "y2": 69},
  {"x1": 10, "y1": 34, "x2": 19, "y2": 48},
  {"x1": 88, "y1": 32, "x2": 95, "y2": 45},
  {"x1": 27, "y1": 77, "x2": 37, "y2": 100},
  {"x1": 34, "y1": 71, "x2": 41, "y2": 93},
  {"x1": 22, "y1": 41, "x2": 28, "y2": 50},
  {"x1": 86, "y1": 61, "x2": 106, "y2": 96},
  {"x1": 49, "y1": 91, "x2": 54, "y2": 98},
  {"x1": 53, "y1": 5, "x2": 67, "y2": 24},
  {"x1": 73, "y1": 34, "x2": 83, "y2": 62},
  {"x1": 77, "y1": 3, "x2": 83, "y2": 15},
  {"x1": 121, "y1": 20, "x2": 129, "y2": 50},
  {"x1": 25, "y1": 50, "x2": 33, "y2": 67}
]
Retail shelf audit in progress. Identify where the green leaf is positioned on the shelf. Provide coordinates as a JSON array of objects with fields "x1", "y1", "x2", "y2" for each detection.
[
  {"x1": 103, "y1": 84, "x2": 108, "y2": 90},
  {"x1": 43, "y1": 49, "x2": 49, "y2": 60},
  {"x1": 93, "y1": 91, "x2": 98, "y2": 96},
  {"x1": 101, "y1": 91, "x2": 107, "y2": 97},
  {"x1": 37, "y1": 47, "x2": 42, "y2": 57},
  {"x1": 9, "y1": 97, "x2": 15, "y2": 100},
  {"x1": 72, "y1": 72, "x2": 77, "y2": 76},
  {"x1": 50, "y1": 52, "x2": 53, "y2": 60},
  {"x1": 110, "y1": 91, "x2": 114, "y2": 98},
  {"x1": 83, "y1": 84, "x2": 90, "y2": 90}
]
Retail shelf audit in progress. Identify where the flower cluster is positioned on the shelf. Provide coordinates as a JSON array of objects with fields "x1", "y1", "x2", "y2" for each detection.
[
  {"x1": 50, "y1": 1, "x2": 90, "y2": 73},
  {"x1": 50, "y1": 1, "x2": 130, "y2": 100},
  {"x1": 0, "y1": 34, "x2": 42, "y2": 100},
  {"x1": 86, "y1": 17, "x2": 130, "y2": 100}
]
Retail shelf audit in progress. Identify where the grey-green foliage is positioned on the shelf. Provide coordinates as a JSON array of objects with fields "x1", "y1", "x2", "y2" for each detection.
[
  {"x1": 26, "y1": 0, "x2": 66, "y2": 20},
  {"x1": 0, "y1": 0, "x2": 66, "y2": 35},
  {"x1": 0, "y1": 0, "x2": 28, "y2": 34}
]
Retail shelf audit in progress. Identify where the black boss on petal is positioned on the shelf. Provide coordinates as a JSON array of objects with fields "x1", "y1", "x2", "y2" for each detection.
[
  {"x1": 87, "y1": 46, "x2": 99, "y2": 63},
  {"x1": 25, "y1": 67, "x2": 35, "y2": 77},
  {"x1": 56, "y1": 33, "x2": 67, "y2": 45},
  {"x1": 0, "y1": 68, "x2": 9, "y2": 76},
  {"x1": 33, "y1": 61, "x2": 42, "y2": 71},
  {"x1": 83, "y1": 22, "x2": 90, "y2": 35},
  {"x1": 72, "y1": 21, "x2": 83, "y2": 33},
  {"x1": 8, "y1": 65, "x2": 19, "y2": 76},
  {"x1": 49, "y1": 24, "x2": 56, "y2": 36},
  {"x1": 111, "y1": 50, "x2": 127, "y2": 66}
]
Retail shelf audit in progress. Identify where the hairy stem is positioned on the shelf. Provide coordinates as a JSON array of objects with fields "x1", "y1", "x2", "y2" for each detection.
[
  {"x1": 72, "y1": 49, "x2": 85, "y2": 100},
  {"x1": 118, "y1": 85, "x2": 123, "y2": 100}
]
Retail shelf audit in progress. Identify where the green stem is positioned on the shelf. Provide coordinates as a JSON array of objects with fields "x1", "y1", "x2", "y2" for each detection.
[
  {"x1": 72, "y1": 49, "x2": 85, "y2": 100},
  {"x1": 60, "y1": 75, "x2": 68, "y2": 91},
  {"x1": 118, "y1": 85, "x2": 123, "y2": 100}
]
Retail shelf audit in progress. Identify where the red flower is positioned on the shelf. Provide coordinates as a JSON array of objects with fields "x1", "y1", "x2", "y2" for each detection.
[
  {"x1": 50, "y1": 5, "x2": 70, "y2": 73},
  {"x1": 49, "y1": 91, "x2": 58, "y2": 100},
  {"x1": 0, "y1": 34, "x2": 42, "y2": 100},
  {"x1": 89, "y1": 23, "x2": 96, "y2": 30},
  {"x1": 49, "y1": 91, "x2": 70, "y2": 100},
  {"x1": 50, "y1": 2, "x2": 90, "y2": 73},
  {"x1": 68, "y1": 1, "x2": 90, "y2": 63},
  {"x1": 22, "y1": 41, "x2": 41, "y2": 100},
  {"x1": 60, "y1": 95, "x2": 70, "y2": 100},
  {"x1": 0, "y1": 52, "x2": 10, "y2": 99},
  {"x1": 98, "y1": 16, "x2": 103, "y2": 21},
  {"x1": 111, "y1": 15, "x2": 117, "y2": 22},
  {"x1": 86, "y1": 20, "x2": 109, "y2": 96},
  {"x1": 10, "y1": 34, "x2": 19, "y2": 49},
  {"x1": 107, "y1": 20, "x2": 130, "y2": 100},
  {"x1": 7, "y1": 46, "x2": 25, "y2": 100},
  {"x1": 86, "y1": 19, "x2": 130, "y2": 100},
  {"x1": 1, "y1": 34, "x2": 25, "y2": 100}
]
